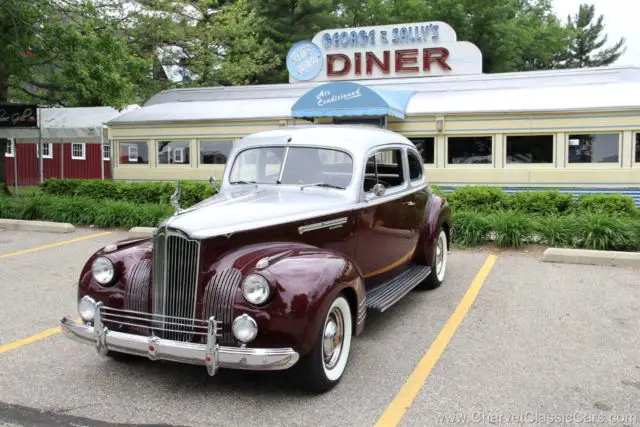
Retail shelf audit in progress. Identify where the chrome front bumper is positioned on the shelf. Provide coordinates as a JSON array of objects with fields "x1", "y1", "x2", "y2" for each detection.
[{"x1": 60, "y1": 306, "x2": 299, "y2": 376}]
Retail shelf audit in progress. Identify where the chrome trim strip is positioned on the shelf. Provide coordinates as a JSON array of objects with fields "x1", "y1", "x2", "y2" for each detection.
[
  {"x1": 60, "y1": 316, "x2": 299, "y2": 373},
  {"x1": 298, "y1": 217, "x2": 348, "y2": 235}
]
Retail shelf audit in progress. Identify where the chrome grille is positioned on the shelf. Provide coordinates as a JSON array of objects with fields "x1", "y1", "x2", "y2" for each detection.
[
  {"x1": 203, "y1": 268, "x2": 242, "y2": 344},
  {"x1": 152, "y1": 228, "x2": 200, "y2": 341},
  {"x1": 125, "y1": 259, "x2": 152, "y2": 334}
]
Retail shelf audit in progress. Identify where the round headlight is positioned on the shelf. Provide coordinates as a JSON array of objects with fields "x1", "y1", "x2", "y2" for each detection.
[
  {"x1": 232, "y1": 314, "x2": 258, "y2": 343},
  {"x1": 242, "y1": 274, "x2": 270, "y2": 305},
  {"x1": 92, "y1": 257, "x2": 115, "y2": 285},
  {"x1": 78, "y1": 295, "x2": 97, "y2": 321}
]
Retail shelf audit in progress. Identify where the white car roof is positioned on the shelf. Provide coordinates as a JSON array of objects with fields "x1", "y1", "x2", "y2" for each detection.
[{"x1": 237, "y1": 125, "x2": 415, "y2": 153}]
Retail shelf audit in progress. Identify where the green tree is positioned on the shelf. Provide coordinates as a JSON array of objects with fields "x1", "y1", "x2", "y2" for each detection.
[
  {"x1": 248, "y1": 0, "x2": 337, "y2": 83},
  {"x1": 124, "y1": 0, "x2": 281, "y2": 86},
  {"x1": 559, "y1": 3, "x2": 626, "y2": 68}
]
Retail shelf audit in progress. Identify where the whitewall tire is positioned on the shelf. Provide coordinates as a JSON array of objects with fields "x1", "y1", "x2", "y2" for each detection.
[
  {"x1": 297, "y1": 294, "x2": 353, "y2": 392},
  {"x1": 418, "y1": 227, "x2": 448, "y2": 290}
]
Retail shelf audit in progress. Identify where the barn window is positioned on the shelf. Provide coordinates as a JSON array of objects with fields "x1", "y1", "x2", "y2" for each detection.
[
  {"x1": 37, "y1": 142, "x2": 53, "y2": 159},
  {"x1": 72, "y1": 143, "x2": 86, "y2": 160},
  {"x1": 102, "y1": 143, "x2": 111, "y2": 161},
  {"x1": 5, "y1": 139, "x2": 14, "y2": 157}
]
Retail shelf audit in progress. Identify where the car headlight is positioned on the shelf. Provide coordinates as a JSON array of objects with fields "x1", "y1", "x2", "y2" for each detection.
[
  {"x1": 78, "y1": 295, "x2": 97, "y2": 321},
  {"x1": 242, "y1": 274, "x2": 270, "y2": 305},
  {"x1": 92, "y1": 256, "x2": 115, "y2": 285}
]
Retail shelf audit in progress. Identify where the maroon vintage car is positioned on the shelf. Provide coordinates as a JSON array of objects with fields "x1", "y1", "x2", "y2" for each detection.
[{"x1": 61, "y1": 125, "x2": 451, "y2": 392}]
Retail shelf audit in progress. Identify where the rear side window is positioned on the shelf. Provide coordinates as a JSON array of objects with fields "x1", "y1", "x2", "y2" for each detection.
[
  {"x1": 363, "y1": 148, "x2": 405, "y2": 192},
  {"x1": 408, "y1": 151, "x2": 423, "y2": 181}
]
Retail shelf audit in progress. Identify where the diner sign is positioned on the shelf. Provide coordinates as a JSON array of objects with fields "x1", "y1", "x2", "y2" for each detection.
[
  {"x1": 0, "y1": 104, "x2": 38, "y2": 128},
  {"x1": 286, "y1": 21, "x2": 482, "y2": 82}
]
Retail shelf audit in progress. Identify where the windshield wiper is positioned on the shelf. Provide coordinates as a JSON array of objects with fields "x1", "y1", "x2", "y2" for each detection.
[
  {"x1": 300, "y1": 182, "x2": 344, "y2": 190},
  {"x1": 229, "y1": 180, "x2": 257, "y2": 185}
]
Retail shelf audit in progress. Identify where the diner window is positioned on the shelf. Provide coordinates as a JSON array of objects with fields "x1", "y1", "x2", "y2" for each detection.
[
  {"x1": 102, "y1": 143, "x2": 111, "y2": 161},
  {"x1": 568, "y1": 133, "x2": 619, "y2": 163},
  {"x1": 37, "y1": 142, "x2": 53, "y2": 159},
  {"x1": 635, "y1": 133, "x2": 640, "y2": 164},
  {"x1": 408, "y1": 151, "x2": 423, "y2": 181},
  {"x1": 447, "y1": 136, "x2": 492, "y2": 164},
  {"x1": 119, "y1": 142, "x2": 149, "y2": 164},
  {"x1": 200, "y1": 140, "x2": 233, "y2": 165},
  {"x1": 71, "y1": 143, "x2": 86, "y2": 160},
  {"x1": 158, "y1": 141, "x2": 190, "y2": 165},
  {"x1": 364, "y1": 149, "x2": 405, "y2": 191},
  {"x1": 506, "y1": 135, "x2": 554, "y2": 164},
  {"x1": 5, "y1": 139, "x2": 14, "y2": 157},
  {"x1": 409, "y1": 137, "x2": 435, "y2": 164}
]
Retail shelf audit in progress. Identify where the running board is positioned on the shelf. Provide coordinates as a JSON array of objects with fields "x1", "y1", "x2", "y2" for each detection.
[{"x1": 365, "y1": 264, "x2": 431, "y2": 313}]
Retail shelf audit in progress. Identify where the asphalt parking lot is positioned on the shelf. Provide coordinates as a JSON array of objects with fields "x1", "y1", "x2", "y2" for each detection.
[{"x1": 1, "y1": 228, "x2": 639, "y2": 426}]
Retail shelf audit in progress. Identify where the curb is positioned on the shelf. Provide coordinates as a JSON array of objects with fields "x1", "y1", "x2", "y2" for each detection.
[
  {"x1": 542, "y1": 248, "x2": 640, "y2": 268},
  {"x1": 128, "y1": 227, "x2": 157, "y2": 237},
  {"x1": 0, "y1": 219, "x2": 74, "y2": 233}
]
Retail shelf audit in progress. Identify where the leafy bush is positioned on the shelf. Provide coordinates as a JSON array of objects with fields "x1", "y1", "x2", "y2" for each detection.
[
  {"x1": 534, "y1": 216, "x2": 579, "y2": 247},
  {"x1": 446, "y1": 186, "x2": 510, "y2": 213},
  {"x1": 39, "y1": 179, "x2": 217, "y2": 208},
  {"x1": 451, "y1": 211, "x2": 492, "y2": 246},
  {"x1": 509, "y1": 191, "x2": 574, "y2": 216},
  {"x1": 574, "y1": 193, "x2": 637, "y2": 217},
  {"x1": 575, "y1": 213, "x2": 639, "y2": 251},
  {"x1": 0, "y1": 195, "x2": 172, "y2": 228},
  {"x1": 488, "y1": 211, "x2": 535, "y2": 248}
]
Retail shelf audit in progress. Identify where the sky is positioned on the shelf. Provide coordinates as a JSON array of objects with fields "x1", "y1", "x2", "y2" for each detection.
[{"x1": 552, "y1": 0, "x2": 640, "y2": 66}]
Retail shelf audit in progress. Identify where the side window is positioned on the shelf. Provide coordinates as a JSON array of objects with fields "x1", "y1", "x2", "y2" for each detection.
[
  {"x1": 408, "y1": 151, "x2": 423, "y2": 181},
  {"x1": 363, "y1": 148, "x2": 405, "y2": 192}
]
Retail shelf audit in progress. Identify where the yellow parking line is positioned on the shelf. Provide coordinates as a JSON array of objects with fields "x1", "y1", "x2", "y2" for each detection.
[
  {"x1": 0, "y1": 319, "x2": 82, "y2": 354},
  {"x1": 0, "y1": 326, "x2": 62, "y2": 354},
  {"x1": 0, "y1": 231, "x2": 112, "y2": 259},
  {"x1": 375, "y1": 255, "x2": 499, "y2": 427}
]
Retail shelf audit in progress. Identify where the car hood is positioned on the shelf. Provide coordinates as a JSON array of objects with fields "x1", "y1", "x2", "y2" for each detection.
[{"x1": 161, "y1": 185, "x2": 355, "y2": 239}]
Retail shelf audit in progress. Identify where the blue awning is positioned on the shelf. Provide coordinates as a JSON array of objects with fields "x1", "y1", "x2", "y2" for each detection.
[{"x1": 291, "y1": 82, "x2": 415, "y2": 120}]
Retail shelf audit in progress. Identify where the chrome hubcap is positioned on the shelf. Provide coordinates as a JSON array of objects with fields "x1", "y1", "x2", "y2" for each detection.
[
  {"x1": 436, "y1": 233, "x2": 445, "y2": 276},
  {"x1": 323, "y1": 308, "x2": 344, "y2": 370}
]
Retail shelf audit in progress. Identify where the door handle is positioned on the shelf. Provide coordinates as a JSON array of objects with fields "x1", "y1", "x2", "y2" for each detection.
[{"x1": 403, "y1": 201, "x2": 416, "y2": 206}]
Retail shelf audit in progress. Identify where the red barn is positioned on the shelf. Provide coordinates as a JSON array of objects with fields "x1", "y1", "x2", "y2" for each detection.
[{"x1": 2, "y1": 106, "x2": 139, "y2": 187}]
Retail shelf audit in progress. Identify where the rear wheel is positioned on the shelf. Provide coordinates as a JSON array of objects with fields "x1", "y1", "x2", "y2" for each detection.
[
  {"x1": 417, "y1": 227, "x2": 448, "y2": 290},
  {"x1": 296, "y1": 294, "x2": 352, "y2": 393}
]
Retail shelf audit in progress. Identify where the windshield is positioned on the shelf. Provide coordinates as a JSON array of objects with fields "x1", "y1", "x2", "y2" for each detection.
[{"x1": 229, "y1": 146, "x2": 353, "y2": 189}]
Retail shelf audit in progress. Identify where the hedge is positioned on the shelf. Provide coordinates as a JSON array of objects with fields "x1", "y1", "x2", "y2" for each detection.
[
  {"x1": 451, "y1": 211, "x2": 640, "y2": 251},
  {"x1": 39, "y1": 179, "x2": 217, "y2": 208},
  {"x1": 0, "y1": 195, "x2": 172, "y2": 228}
]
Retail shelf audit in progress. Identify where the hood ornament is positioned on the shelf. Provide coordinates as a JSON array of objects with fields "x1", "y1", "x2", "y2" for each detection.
[{"x1": 170, "y1": 180, "x2": 182, "y2": 215}]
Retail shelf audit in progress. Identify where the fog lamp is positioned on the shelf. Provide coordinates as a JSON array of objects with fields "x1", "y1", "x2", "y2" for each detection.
[
  {"x1": 232, "y1": 314, "x2": 258, "y2": 343},
  {"x1": 78, "y1": 295, "x2": 97, "y2": 322}
]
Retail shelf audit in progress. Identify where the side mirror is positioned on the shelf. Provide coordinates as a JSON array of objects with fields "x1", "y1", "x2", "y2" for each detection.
[
  {"x1": 372, "y1": 183, "x2": 386, "y2": 197},
  {"x1": 209, "y1": 176, "x2": 217, "y2": 189}
]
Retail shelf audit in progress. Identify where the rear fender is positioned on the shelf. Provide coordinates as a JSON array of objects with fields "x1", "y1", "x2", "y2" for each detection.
[{"x1": 414, "y1": 193, "x2": 452, "y2": 265}]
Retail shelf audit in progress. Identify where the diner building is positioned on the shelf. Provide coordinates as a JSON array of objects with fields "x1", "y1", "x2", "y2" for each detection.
[{"x1": 106, "y1": 21, "x2": 640, "y2": 202}]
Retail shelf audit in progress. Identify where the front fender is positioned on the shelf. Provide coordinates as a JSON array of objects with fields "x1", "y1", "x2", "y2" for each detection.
[{"x1": 211, "y1": 242, "x2": 366, "y2": 357}]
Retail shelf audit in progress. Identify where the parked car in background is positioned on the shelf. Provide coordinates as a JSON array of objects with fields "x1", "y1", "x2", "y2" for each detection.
[{"x1": 61, "y1": 125, "x2": 452, "y2": 392}]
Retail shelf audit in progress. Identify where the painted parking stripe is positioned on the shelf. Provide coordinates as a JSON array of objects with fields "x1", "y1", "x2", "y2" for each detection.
[
  {"x1": 0, "y1": 319, "x2": 82, "y2": 354},
  {"x1": 375, "y1": 255, "x2": 499, "y2": 427},
  {"x1": 0, "y1": 231, "x2": 112, "y2": 259}
]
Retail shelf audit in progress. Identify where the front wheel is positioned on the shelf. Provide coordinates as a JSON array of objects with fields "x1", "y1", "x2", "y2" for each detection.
[
  {"x1": 296, "y1": 294, "x2": 353, "y2": 393},
  {"x1": 417, "y1": 227, "x2": 448, "y2": 290}
]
